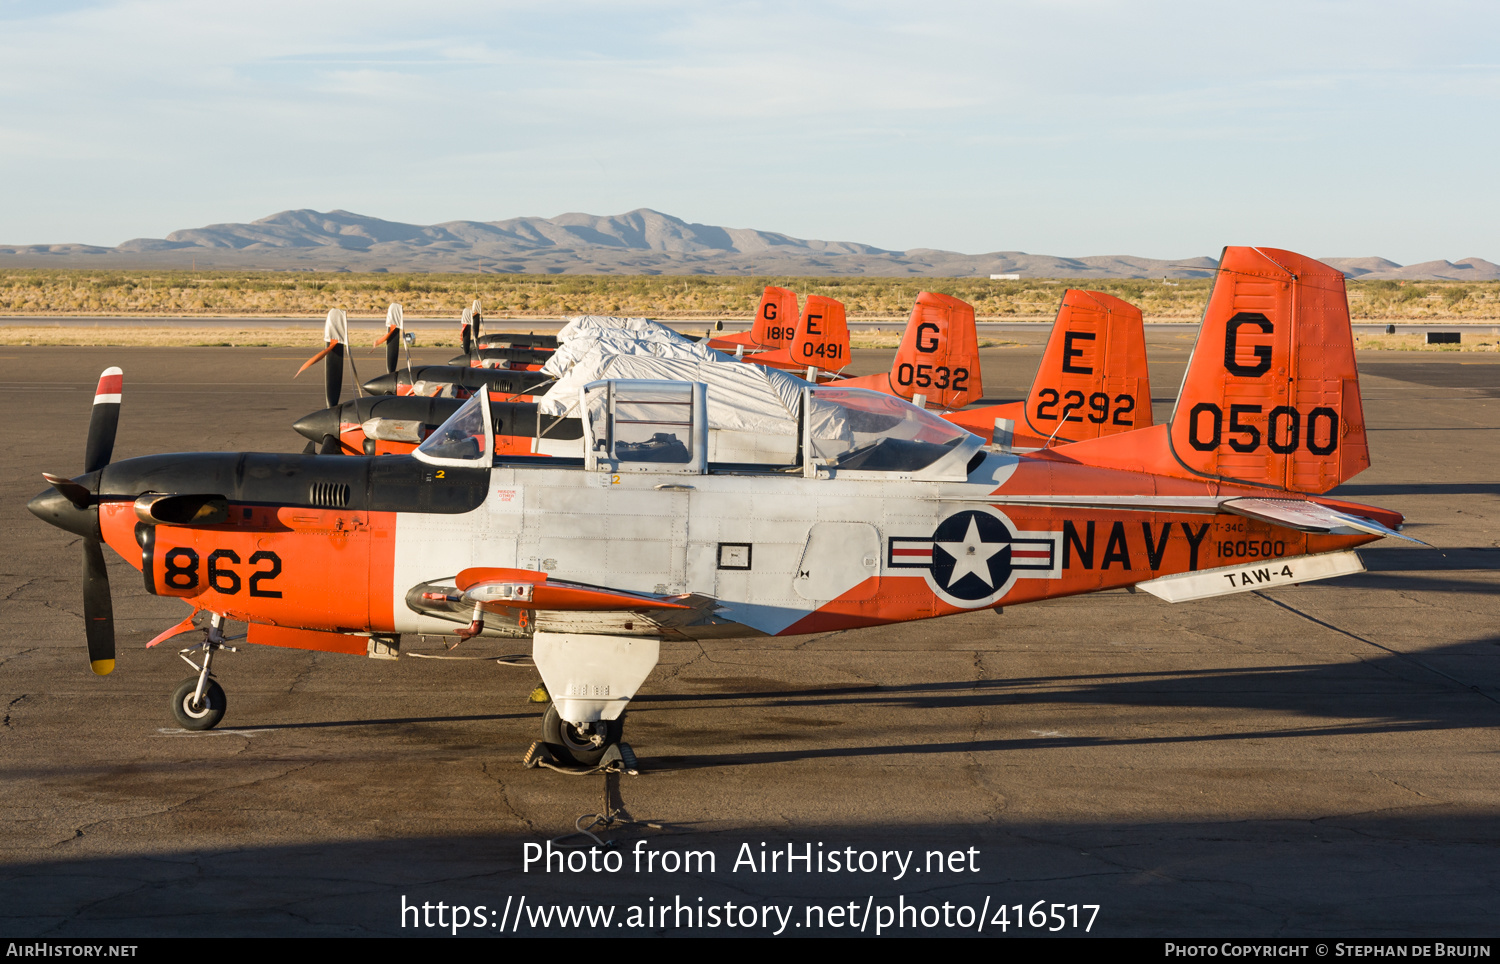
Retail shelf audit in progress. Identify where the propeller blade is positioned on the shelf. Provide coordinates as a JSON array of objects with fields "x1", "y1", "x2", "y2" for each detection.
[
  {"x1": 295, "y1": 342, "x2": 337, "y2": 377},
  {"x1": 324, "y1": 342, "x2": 345, "y2": 408},
  {"x1": 319, "y1": 434, "x2": 344, "y2": 455},
  {"x1": 82, "y1": 537, "x2": 115, "y2": 675},
  {"x1": 42, "y1": 472, "x2": 93, "y2": 509},
  {"x1": 83, "y1": 367, "x2": 122, "y2": 474},
  {"x1": 385, "y1": 329, "x2": 400, "y2": 373}
]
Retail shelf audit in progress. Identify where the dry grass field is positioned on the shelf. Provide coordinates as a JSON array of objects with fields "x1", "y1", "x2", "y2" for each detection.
[{"x1": 3, "y1": 270, "x2": 1499, "y2": 321}]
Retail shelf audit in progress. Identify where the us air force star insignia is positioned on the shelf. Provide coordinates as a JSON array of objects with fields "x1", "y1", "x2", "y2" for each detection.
[{"x1": 888, "y1": 508, "x2": 1060, "y2": 607}]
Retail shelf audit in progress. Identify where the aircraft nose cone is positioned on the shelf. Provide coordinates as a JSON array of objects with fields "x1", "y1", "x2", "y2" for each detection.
[
  {"x1": 362, "y1": 372, "x2": 400, "y2": 395},
  {"x1": 292, "y1": 407, "x2": 340, "y2": 442},
  {"x1": 28, "y1": 486, "x2": 98, "y2": 538},
  {"x1": 447, "y1": 353, "x2": 473, "y2": 367}
]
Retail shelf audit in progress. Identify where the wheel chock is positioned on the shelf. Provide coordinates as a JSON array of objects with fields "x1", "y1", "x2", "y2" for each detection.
[
  {"x1": 522, "y1": 740, "x2": 558, "y2": 769},
  {"x1": 600, "y1": 742, "x2": 639, "y2": 776},
  {"x1": 522, "y1": 740, "x2": 640, "y2": 776}
]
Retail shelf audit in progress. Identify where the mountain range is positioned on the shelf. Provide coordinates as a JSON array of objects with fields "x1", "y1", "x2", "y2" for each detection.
[{"x1": 2, "y1": 208, "x2": 1494, "y2": 280}]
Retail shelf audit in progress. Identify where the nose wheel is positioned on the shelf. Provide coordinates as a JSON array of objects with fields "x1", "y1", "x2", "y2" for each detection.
[
  {"x1": 541, "y1": 704, "x2": 623, "y2": 767},
  {"x1": 169, "y1": 612, "x2": 240, "y2": 731},
  {"x1": 172, "y1": 677, "x2": 226, "y2": 730}
]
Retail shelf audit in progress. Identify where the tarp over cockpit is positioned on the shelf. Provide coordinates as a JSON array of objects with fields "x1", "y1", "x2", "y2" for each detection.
[{"x1": 537, "y1": 353, "x2": 808, "y2": 438}]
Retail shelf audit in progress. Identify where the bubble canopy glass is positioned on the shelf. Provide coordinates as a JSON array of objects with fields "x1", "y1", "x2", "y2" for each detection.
[
  {"x1": 415, "y1": 389, "x2": 492, "y2": 465},
  {"x1": 806, "y1": 386, "x2": 978, "y2": 474}
]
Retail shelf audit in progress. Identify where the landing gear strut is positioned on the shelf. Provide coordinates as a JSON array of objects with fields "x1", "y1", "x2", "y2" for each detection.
[{"x1": 171, "y1": 613, "x2": 240, "y2": 730}]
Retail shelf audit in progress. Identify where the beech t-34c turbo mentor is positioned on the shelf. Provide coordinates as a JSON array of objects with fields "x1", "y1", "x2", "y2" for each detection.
[{"x1": 29, "y1": 247, "x2": 1422, "y2": 767}]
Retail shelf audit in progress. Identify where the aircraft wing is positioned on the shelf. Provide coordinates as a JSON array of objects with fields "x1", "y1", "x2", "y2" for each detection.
[
  {"x1": 933, "y1": 493, "x2": 1427, "y2": 544},
  {"x1": 452, "y1": 567, "x2": 704, "y2": 612}
]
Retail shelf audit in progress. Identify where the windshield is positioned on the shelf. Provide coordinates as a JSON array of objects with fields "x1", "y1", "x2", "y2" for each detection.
[
  {"x1": 416, "y1": 390, "x2": 490, "y2": 462},
  {"x1": 808, "y1": 387, "x2": 973, "y2": 472}
]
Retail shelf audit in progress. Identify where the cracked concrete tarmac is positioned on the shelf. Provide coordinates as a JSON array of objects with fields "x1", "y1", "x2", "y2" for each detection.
[{"x1": 0, "y1": 343, "x2": 1496, "y2": 937}]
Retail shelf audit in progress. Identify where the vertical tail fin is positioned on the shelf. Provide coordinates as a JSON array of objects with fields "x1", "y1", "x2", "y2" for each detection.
[
  {"x1": 1167, "y1": 247, "x2": 1367, "y2": 492},
  {"x1": 1060, "y1": 248, "x2": 1368, "y2": 494},
  {"x1": 886, "y1": 292, "x2": 982, "y2": 409},
  {"x1": 752, "y1": 286, "x2": 799, "y2": 350},
  {"x1": 837, "y1": 292, "x2": 982, "y2": 409},
  {"x1": 1021, "y1": 289, "x2": 1152, "y2": 444},
  {"x1": 787, "y1": 295, "x2": 850, "y2": 373}
]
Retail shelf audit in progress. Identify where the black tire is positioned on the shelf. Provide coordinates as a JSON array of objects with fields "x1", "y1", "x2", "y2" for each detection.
[
  {"x1": 540, "y1": 704, "x2": 622, "y2": 767},
  {"x1": 172, "y1": 677, "x2": 226, "y2": 730}
]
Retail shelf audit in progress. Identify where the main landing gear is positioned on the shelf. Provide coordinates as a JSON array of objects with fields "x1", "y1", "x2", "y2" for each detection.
[
  {"x1": 171, "y1": 613, "x2": 240, "y2": 731},
  {"x1": 525, "y1": 632, "x2": 656, "y2": 773},
  {"x1": 540, "y1": 704, "x2": 624, "y2": 767}
]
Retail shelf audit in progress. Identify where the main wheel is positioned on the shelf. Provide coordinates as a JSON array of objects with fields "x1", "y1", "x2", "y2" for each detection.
[
  {"x1": 540, "y1": 704, "x2": 622, "y2": 767},
  {"x1": 171, "y1": 677, "x2": 226, "y2": 730}
]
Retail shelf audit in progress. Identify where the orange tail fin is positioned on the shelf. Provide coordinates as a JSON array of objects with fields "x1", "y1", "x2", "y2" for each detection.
[
  {"x1": 788, "y1": 295, "x2": 850, "y2": 372},
  {"x1": 1020, "y1": 289, "x2": 1152, "y2": 444},
  {"x1": 889, "y1": 292, "x2": 982, "y2": 409},
  {"x1": 753, "y1": 286, "x2": 799, "y2": 350},
  {"x1": 839, "y1": 291, "x2": 982, "y2": 409},
  {"x1": 1060, "y1": 247, "x2": 1368, "y2": 494}
]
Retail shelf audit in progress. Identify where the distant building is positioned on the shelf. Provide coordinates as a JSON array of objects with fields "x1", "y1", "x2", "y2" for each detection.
[{"x1": 990, "y1": 273, "x2": 1021, "y2": 280}]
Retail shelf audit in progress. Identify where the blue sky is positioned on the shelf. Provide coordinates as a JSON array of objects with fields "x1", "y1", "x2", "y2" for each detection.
[{"x1": 1, "y1": 1, "x2": 1496, "y2": 262}]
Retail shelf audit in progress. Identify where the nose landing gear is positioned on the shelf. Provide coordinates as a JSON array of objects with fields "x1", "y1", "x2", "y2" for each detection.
[{"x1": 170, "y1": 613, "x2": 240, "y2": 731}]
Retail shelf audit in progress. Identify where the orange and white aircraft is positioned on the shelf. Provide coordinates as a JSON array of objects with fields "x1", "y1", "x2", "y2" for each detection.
[{"x1": 31, "y1": 247, "x2": 1418, "y2": 768}]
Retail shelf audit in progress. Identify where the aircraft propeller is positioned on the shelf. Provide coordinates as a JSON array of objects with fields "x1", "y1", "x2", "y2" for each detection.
[
  {"x1": 37, "y1": 368, "x2": 121, "y2": 676},
  {"x1": 374, "y1": 302, "x2": 406, "y2": 375},
  {"x1": 295, "y1": 309, "x2": 365, "y2": 454},
  {"x1": 459, "y1": 299, "x2": 484, "y2": 355}
]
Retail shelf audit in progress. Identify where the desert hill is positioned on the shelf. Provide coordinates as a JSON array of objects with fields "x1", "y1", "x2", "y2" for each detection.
[{"x1": 1, "y1": 208, "x2": 1491, "y2": 280}]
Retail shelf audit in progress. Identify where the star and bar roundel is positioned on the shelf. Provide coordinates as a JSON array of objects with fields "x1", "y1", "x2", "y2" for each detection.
[{"x1": 888, "y1": 509, "x2": 1061, "y2": 608}]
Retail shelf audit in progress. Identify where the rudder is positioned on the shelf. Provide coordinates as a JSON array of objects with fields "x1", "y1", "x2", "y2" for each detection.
[
  {"x1": 888, "y1": 292, "x2": 982, "y2": 409},
  {"x1": 788, "y1": 295, "x2": 850, "y2": 373},
  {"x1": 1168, "y1": 247, "x2": 1367, "y2": 492},
  {"x1": 1021, "y1": 289, "x2": 1152, "y2": 444},
  {"x1": 753, "y1": 286, "x2": 799, "y2": 350}
]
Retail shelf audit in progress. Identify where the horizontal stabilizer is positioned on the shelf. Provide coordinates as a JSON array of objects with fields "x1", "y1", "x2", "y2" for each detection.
[
  {"x1": 1137, "y1": 550, "x2": 1365, "y2": 602},
  {"x1": 1221, "y1": 498, "x2": 1429, "y2": 544}
]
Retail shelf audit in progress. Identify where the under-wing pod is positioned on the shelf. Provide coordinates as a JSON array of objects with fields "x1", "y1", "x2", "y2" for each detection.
[{"x1": 1057, "y1": 247, "x2": 1368, "y2": 494}]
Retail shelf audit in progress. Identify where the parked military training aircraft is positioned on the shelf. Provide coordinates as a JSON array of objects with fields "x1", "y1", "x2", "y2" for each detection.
[{"x1": 30, "y1": 247, "x2": 1418, "y2": 769}]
